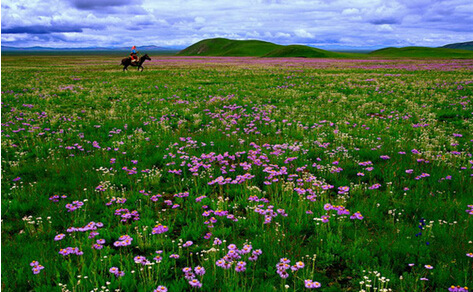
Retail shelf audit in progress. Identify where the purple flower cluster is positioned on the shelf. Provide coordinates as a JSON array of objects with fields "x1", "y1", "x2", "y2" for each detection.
[
  {"x1": 253, "y1": 204, "x2": 287, "y2": 224},
  {"x1": 324, "y1": 203, "x2": 350, "y2": 215},
  {"x1": 466, "y1": 205, "x2": 473, "y2": 215},
  {"x1": 134, "y1": 255, "x2": 152, "y2": 265},
  {"x1": 66, "y1": 221, "x2": 104, "y2": 233},
  {"x1": 113, "y1": 234, "x2": 133, "y2": 247},
  {"x1": 276, "y1": 257, "x2": 306, "y2": 278},
  {"x1": 49, "y1": 195, "x2": 67, "y2": 202},
  {"x1": 415, "y1": 173, "x2": 430, "y2": 180},
  {"x1": 30, "y1": 260, "x2": 45, "y2": 274},
  {"x1": 216, "y1": 243, "x2": 262, "y2": 270},
  {"x1": 338, "y1": 186, "x2": 350, "y2": 194},
  {"x1": 181, "y1": 266, "x2": 205, "y2": 288},
  {"x1": 173, "y1": 191, "x2": 189, "y2": 198},
  {"x1": 304, "y1": 279, "x2": 322, "y2": 289},
  {"x1": 105, "y1": 197, "x2": 126, "y2": 206},
  {"x1": 448, "y1": 286, "x2": 469, "y2": 292},
  {"x1": 65, "y1": 200, "x2": 84, "y2": 212},
  {"x1": 350, "y1": 211, "x2": 364, "y2": 220},
  {"x1": 122, "y1": 166, "x2": 138, "y2": 175},
  {"x1": 109, "y1": 267, "x2": 125, "y2": 277},
  {"x1": 247, "y1": 195, "x2": 269, "y2": 203},
  {"x1": 208, "y1": 173, "x2": 255, "y2": 185},
  {"x1": 152, "y1": 224, "x2": 169, "y2": 234},
  {"x1": 114, "y1": 208, "x2": 140, "y2": 223},
  {"x1": 319, "y1": 203, "x2": 364, "y2": 222},
  {"x1": 92, "y1": 239, "x2": 106, "y2": 249},
  {"x1": 368, "y1": 183, "x2": 382, "y2": 190},
  {"x1": 58, "y1": 247, "x2": 83, "y2": 256},
  {"x1": 358, "y1": 161, "x2": 373, "y2": 166}
]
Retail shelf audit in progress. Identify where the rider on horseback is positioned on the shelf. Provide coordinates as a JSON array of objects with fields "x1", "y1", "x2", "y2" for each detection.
[{"x1": 130, "y1": 46, "x2": 138, "y2": 63}]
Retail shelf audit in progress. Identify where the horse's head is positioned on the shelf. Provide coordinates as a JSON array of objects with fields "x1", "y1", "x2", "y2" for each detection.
[{"x1": 143, "y1": 54, "x2": 151, "y2": 61}]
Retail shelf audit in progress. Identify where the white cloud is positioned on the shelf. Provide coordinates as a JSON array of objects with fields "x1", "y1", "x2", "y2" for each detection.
[
  {"x1": 294, "y1": 29, "x2": 314, "y2": 39},
  {"x1": 194, "y1": 16, "x2": 205, "y2": 23},
  {"x1": 275, "y1": 32, "x2": 291, "y2": 38},
  {"x1": 342, "y1": 8, "x2": 359, "y2": 15},
  {"x1": 245, "y1": 30, "x2": 261, "y2": 38},
  {"x1": 377, "y1": 24, "x2": 393, "y2": 32}
]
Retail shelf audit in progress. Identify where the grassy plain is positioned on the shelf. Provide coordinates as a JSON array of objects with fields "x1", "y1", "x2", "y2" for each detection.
[{"x1": 1, "y1": 54, "x2": 473, "y2": 292}]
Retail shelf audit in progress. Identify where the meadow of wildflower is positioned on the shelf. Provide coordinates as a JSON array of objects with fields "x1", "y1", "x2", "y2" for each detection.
[{"x1": 1, "y1": 54, "x2": 472, "y2": 292}]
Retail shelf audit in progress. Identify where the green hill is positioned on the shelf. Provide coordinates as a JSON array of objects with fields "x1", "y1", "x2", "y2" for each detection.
[
  {"x1": 176, "y1": 38, "x2": 361, "y2": 58},
  {"x1": 176, "y1": 38, "x2": 280, "y2": 57},
  {"x1": 369, "y1": 46, "x2": 473, "y2": 58},
  {"x1": 441, "y1": 41, "x2": 473, "y2": 51}
]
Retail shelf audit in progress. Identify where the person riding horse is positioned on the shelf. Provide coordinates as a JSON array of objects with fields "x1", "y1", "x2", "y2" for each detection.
[
  {"x1": 130, "y1": 46, "x2": 138, "y2": 63},
  {"x1": 121, "y1": 53, "x2": 151, "y2": 72}
]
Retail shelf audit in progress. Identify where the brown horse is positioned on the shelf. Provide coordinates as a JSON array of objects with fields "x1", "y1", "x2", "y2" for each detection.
[{"x1": 121, "y1": 54, "x2": 151, "y2": 72}]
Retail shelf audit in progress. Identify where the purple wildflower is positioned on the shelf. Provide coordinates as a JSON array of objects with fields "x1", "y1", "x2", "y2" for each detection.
[
  {"x1": 194, "y1": 266, "x2": 206, "y2": 276},
  {"x1": 183, "y1": 241, "x2": 193, "y2": 247},
  {"x1": 54, "y1": 234, "x2": 66, "y2": 241},
  {"x1": 154, "y1": 286, "x2": 168, "y2": 292},
  {"x1": 304, "y1": 280, "x2": 321, "y2": 288},
  {"x1": 188, "y1": 279, "x2": 202, "y2": 288},
  {"x1": 424, "y1": 264, "x2": 433, "y2": 269}
]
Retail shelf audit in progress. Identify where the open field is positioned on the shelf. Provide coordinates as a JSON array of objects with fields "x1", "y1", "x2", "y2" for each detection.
[{"x1": 1, "y1": 55, "x2": 473, "y2": 292}]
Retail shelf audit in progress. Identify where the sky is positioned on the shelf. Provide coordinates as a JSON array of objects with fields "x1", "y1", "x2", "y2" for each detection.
[{"x1": 1, "y1": 0, "x2": 472, "y2": 50}]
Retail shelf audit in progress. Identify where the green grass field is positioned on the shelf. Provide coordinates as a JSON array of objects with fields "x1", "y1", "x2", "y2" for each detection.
[
  {"x1": 369, "y1": 47, "x2": 473, "y2": 59},
  {"x1": 1, "y1": 54, "x2": 472, "y2": 292}
]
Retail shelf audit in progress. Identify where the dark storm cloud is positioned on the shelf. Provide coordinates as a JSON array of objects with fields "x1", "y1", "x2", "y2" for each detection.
[
  {"x1": 2, "y1": 25, "x2": 83, "y2": 34},
  {"x1": 70, "y1": 0, "x2": 142, "y2": 10},
  {"x1": 369, "y1": 17, "x2": 401, "y2": 25}
]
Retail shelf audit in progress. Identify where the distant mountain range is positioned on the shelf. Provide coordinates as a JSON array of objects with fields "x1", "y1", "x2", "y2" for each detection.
[{"x1": 3, "y1": 40, "x2": 473, "y2": 58}]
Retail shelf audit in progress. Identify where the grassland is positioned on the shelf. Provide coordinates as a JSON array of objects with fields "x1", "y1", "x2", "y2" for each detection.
[
  {"x1": 369, "y1": 47, "x2": 473, "y2": 59},
  {"x1": 1, "y1": 54, "x2": 473, "y2": 292}
]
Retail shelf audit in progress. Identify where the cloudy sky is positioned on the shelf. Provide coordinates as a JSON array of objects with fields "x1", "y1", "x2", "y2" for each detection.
[{"x1": 2, "y1": 0, "x2": 472, "y2": 49}]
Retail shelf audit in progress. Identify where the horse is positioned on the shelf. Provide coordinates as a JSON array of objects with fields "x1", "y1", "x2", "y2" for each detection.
[{"x1": 121, "y1": 54, "x2": 151, "y2": 72}]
